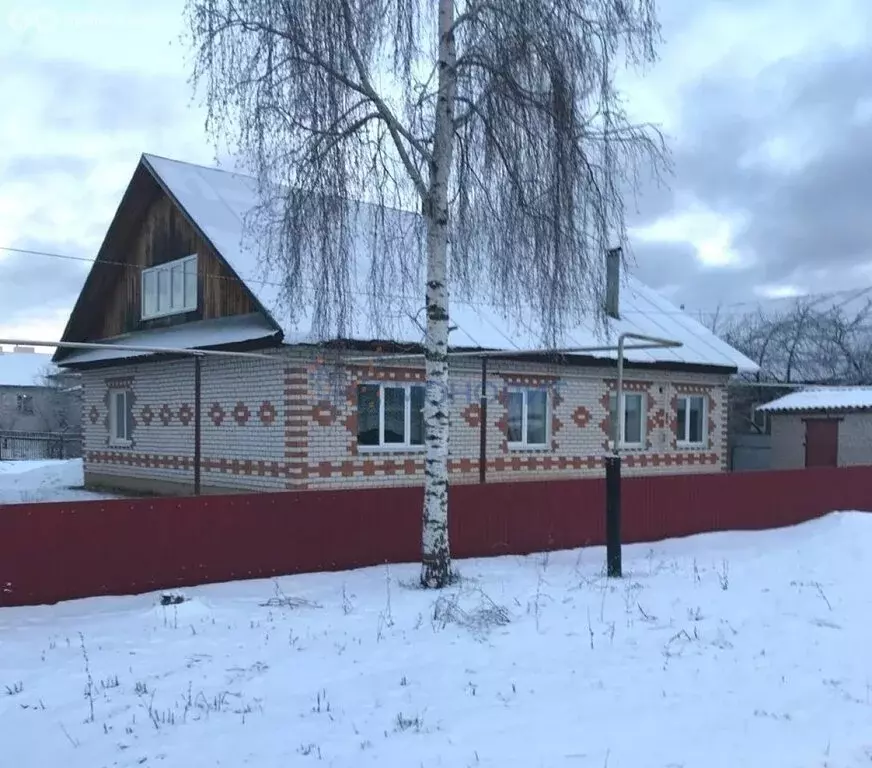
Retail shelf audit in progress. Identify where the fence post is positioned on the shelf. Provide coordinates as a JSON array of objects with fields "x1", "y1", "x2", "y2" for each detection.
[{"x1": 605, "y1": 455, "x2": 622, "y2": 577}]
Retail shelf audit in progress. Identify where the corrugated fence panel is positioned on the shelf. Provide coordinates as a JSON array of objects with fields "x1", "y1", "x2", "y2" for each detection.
[{"x1": 2, "y1": 467, "x2": 871, "y2": 607}]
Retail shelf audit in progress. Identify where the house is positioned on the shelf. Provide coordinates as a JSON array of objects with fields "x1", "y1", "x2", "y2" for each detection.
[
  {"x1": 53, "y1": 153, "x2": 757, "y2": 495},
  {"x1": 757, "y1": 387, "x2": 872, "y2": 469},
  {"x1": 0, "y1": 346, "x2": 82, "y2": 459}
]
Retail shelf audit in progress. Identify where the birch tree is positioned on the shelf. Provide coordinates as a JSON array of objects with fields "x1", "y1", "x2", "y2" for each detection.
[{"x1": 186, "y1": 0, "x2": 667, "y2": 587}]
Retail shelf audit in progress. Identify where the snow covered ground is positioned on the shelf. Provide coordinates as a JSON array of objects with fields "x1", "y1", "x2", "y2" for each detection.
[
  {"x1": 2, "y1": 513, "x2": 871, "y2": 767},
  {"x1": 0, "y1": 459, "x2": 117, "y2": 504}
]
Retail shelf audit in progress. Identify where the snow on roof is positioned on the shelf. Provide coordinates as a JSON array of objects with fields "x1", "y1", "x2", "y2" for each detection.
[
  {"x1": 757, "y1": 387, "x2": 872, "y2": 413},
  {"x1": 59, "y1": 313, "x2": 280, "y2": 366},
  {"x1": 0, "y1": 348, "x2": 56, "y2": 387},
  {"x1": 143, "y1": 153, "x2": 758, "y2": 372}
]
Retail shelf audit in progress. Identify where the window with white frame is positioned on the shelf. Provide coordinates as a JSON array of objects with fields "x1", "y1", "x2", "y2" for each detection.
[
  {"x1": 16, "y1": 393, "x2": 33, "y2": 414},
  {"x1": 751, "y1": 403, "x2": 770, "y2": 433},
  {"x1": 608, "y1": 392, "x2": 645, "y2": 448},
  {"x1": 357, "y1": 383, "x2": 425, "y2": 448},
  {"x1": 109, "y1": 389, "x2": 132, "y2": 445},
  {"x1": 142, "y1": 255, "x2": 198, "y2": 319},
  {"x1": 676, "y1": 394, "x2": 706, "y2": 446},
  {"x1": 506, "y1": 389, "x2": 549, "y2": 448}
]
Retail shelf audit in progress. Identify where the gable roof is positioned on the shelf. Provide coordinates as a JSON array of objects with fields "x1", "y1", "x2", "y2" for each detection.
[
  {"x1": 141, "y1": 154, "x2": 757, "y2": 373},
  {"x1": 758, "y1": 387, "x2": 872, "y2": 413}
]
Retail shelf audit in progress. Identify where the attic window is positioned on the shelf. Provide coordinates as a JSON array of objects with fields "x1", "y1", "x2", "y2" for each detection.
[{"x1": 142, "y1": 255, "x2": 197, "y2": 319}]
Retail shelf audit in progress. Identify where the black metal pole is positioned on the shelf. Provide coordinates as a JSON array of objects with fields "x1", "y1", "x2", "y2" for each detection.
[
  {"x1": 194, "y1": 355, "x2": 202, "y2": 496},
  {"x1": 605, "y1": 454, "x2": 622, "y2": 577},
  {"x1": 479, "y1": 356, "x2": 488, "y2": 483}
]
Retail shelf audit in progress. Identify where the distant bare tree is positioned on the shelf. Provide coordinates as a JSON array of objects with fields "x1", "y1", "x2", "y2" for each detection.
[
  {"x1": 717, "y1": 300, "x2": 872, "y2": 385},
  {"x1": 186, "y1": 0, "x2": 668, "y2": 587}
]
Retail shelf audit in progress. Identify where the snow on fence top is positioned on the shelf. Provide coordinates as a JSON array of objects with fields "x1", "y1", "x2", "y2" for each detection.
[
  {"x1": 0, "y1": 347, "x2": 55, "y2": 387},
  {"x1": 143, "y1": 153, "x2": 758, "y2": 372},
  {"x1": 757, "y1": 387, "x2": 872, "y2": 413}
]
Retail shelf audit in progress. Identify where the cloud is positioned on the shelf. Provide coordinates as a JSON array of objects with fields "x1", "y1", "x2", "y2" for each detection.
[
  {"x1": 2, "y1": 0, "x2": 872, "y2": 341},
  {"x1": 626, "y1": 21, "x2": 872, "y2": 313}
]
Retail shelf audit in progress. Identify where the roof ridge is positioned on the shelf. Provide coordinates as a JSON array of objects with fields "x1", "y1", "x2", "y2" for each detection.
[{"x1": 142, "y1": 152, "x2": 252, "y2": 179}]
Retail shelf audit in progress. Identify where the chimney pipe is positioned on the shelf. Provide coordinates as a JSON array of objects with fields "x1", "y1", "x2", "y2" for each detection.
[{"x1": 605, "y1": 247, "x2": 621, "y2": 319}]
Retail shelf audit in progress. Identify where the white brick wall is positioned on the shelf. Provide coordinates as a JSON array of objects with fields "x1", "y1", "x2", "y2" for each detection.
[
  {"x1": 82, "y1": 353, "x2": 286, "y2": 492},
  {"x1": 81, "y1": 347, "x2": 731, "y2": 494}
]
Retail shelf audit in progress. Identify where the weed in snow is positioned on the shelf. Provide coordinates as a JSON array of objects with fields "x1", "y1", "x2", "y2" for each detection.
[
  {"x1": 718, "y1": 560, "x2": 730, "y2": 591},
  {"x1": 78, "y1": 633, "x2": 95, "y2": 723},
  {"x1": 394, "y1": 712, "x2": 423, "y2": 733},
  {"x1": 341, "y1": 583, "x2": 354, "y2": 615},
  {"x1": 298, "y1": 742, "x2": 322, "y2": 759},
  {"x1": 4, "y1": 681, "x2": 23, "y2": 696},
  {"x1": 431, "y1": 586, "x2": 510, "y2": 637},
  {"x1": 312, "y1": 689, "x2": 331, "y2": 714},
  {"x1": 260, "y1": 580, "x2": 322, "y2": 610}
]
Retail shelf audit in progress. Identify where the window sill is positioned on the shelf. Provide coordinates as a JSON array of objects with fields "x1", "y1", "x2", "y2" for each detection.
[
  {"x1": 357, "y1": 444, "x2": 426, "y2": 454},
  {"x1": 507, "y1": 443, "x2": 551, "y2": 452},
  {"x1": 109, "y1": 439, "x2": 132, "y2": 448},
  {"x1": 141, "y1": 307, "x2": 197, "y2": 321},
  {"x1": 676, "y1": 442, "x2": 707, "y2": 450}
]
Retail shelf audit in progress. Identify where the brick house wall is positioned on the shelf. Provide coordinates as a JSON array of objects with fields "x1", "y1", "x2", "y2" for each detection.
[
  {"x1": 82, "y1": 354, "x2": 288, "y2": 494},
  {"x1": 303, "y1": 356, "x2": 729, "y2": 490},
  {"x1": 80, "y1": 348, "x2": 730, "y2": 495}
]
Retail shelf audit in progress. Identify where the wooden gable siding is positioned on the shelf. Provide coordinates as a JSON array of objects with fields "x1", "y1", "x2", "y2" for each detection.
[{"x1": 94, "y1": 190, "x2": 256, "y2": 340}]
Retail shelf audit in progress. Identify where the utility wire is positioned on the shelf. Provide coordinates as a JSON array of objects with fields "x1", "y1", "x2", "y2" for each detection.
[{"x1": 3, "y1": 243, "x2": 872, "y2": 319}]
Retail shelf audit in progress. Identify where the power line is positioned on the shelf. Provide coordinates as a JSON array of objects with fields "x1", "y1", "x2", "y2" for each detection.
[{"x1": 4, "y1": 243, "x2": 872, "y2": 319}]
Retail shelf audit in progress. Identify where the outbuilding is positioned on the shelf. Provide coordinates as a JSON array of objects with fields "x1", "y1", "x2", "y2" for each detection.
[{"x1": 756, "y1": 388, "x2": 872, "y2": 469}]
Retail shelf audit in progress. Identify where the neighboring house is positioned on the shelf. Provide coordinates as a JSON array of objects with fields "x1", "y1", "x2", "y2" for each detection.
[
  {"x1": 53, "y1": 154, "x2": 757, "y2": 496},
  {"x1": 0, "y1": 346, "x2": 81, "y2": 433},
  {"x1": 757, "y1": 387, "x2": 872, "y2": 470},
  {"x1": 0, "y1": 346, "x2": 82, "y2": 460}
]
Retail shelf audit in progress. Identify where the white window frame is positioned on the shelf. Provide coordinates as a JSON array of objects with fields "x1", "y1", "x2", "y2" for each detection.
[
  {"x1": 751, "y1": 402, "x2": 769, "y2": 433},
  {"x1": 108, "y1": 388, "x2": 132, "y2": 446},
  {"x1": 141, "y1": 254, "x2": 198, "y2": 320},
  {"x1": 608, "y1": 392, "x2": 646, "y2": 450},
  {"x1": 357, "y1": 382, "x2": 426, "y2": 451},
  {"x1": 676, "y1": 394, "x2": 707, "y2": 447},
  {"x1": 506, "y1": 388, "x2": 550, "y2": 450}
]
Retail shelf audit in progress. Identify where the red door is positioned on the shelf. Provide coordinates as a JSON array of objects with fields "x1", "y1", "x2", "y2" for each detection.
[{"x1": 804, "y1": 419, "x2": 839, "y2": 468}]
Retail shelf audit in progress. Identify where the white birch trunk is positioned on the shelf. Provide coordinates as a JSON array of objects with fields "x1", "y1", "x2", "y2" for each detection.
[{"x1": 420, "y1": 0, "x2": 457, "y2": 589}]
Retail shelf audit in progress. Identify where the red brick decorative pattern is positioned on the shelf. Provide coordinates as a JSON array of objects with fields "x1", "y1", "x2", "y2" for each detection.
[
  {"x1": 462, "y1": 403, "x2": 481, "y2": 428},
  {"x1": 284, "y1": 366, "x2": 309, "y2": 489},
  {"x1": 501, "y1": 373, "x2": 559, "y2": 387},
  {"x1": 209, "y1": 403, "x2": 225, "y2": 427},
  {"x1": 84, "y1": 450, "x2": 721, "y2": 479},
  {"x1": 312, "y1": 400, "x2": 337, "y2": 427},
  {"x1": 349, "y1": 366, "x2": 424, "y2": 383},
  {"x1": 140, "y1": 405, "x2": 154, "y2": 426},
  {"x1": 232, "y1": 402, "x2": 251, "y2": 426},
  {"x1": 572, "y1": 406, "x2": 591, "y2": 429},
  {"x1": 158, "y1": 404, "x2": 173, "y2": 426},
  {"x1": 604, "y1": 379, "x2": 652, "y2": 392},
  {"x1": 259, "y1": 401, "x2": 277, "y2": 426},
  {"x1": 178, "y1": 404, "x2": 193, "y2": 427},
  {"x1": 88, "y1": 405, "x2": 100, "y2": 425},
  {"x1": 104, "y1": 376, "x2": 134, "y2": 389}
]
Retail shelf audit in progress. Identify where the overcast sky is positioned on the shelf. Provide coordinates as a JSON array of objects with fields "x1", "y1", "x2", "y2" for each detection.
[{"x1": 1, "y1": 0, "x2": 871, "y2": 343}]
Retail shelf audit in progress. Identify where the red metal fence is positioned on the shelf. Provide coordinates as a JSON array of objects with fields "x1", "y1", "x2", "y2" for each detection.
[{"x1": 2, "y1": 466, "x2": 871, "y2": 607}]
